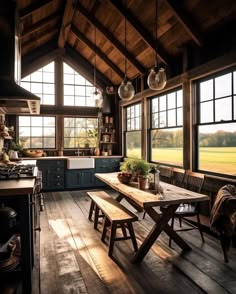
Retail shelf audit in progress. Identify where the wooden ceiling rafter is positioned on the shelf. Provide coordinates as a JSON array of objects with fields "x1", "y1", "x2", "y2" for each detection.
[
  {"x1": 109, "y1": 0, "x2": 170, "y2": 65},
  {"x1": 19, "y1": 0, "x2": 54, "y2": 19},
  {"x1": 21, "y1": 12, "x2": 60, "y2": 38},
  {"x1": 71, "y1": 25, "x2": 124, "y2": 79},
  {"x1": 58, "y1": 0, "x2": 77, "y2": 48},
  {"x1": 76, "y1": 1, "x2": 146, "y2": 74},
  {"x1": 21, "y1": 28, "x2": 58, "y2": 52},
  {"x1": 22, "y1": 46, "x2": 64, "y2": 77},
  {"x1": 163, "y1": 0, "x2": 203, "y2": 46}
]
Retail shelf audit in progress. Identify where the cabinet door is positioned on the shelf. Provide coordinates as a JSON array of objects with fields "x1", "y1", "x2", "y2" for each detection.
[
  {"x1": 66, "y1": 170, "x2": 80, "y2": 189},
  {"x1": 66, "y1": 169, "x2": 95, "y2": 189},
  {"x1": 80, "y1": 169, "x2": 95, "y2": 188}
]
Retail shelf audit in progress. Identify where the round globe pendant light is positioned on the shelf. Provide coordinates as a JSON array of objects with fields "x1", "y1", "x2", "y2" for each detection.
[
  {"x1": 147, "y1": 0, "x2": 167, "y2": 91},
  {"x1": 118, "y1": 0, "x2": 135, "y2": 100}
]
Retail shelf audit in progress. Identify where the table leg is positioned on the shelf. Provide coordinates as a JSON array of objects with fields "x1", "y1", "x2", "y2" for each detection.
[
  {"x1": 132, "y1": 204, "x2": 191, "y2": 263},
  {"x1": 116, "y1": 193, "x2": 143, "y2": 212}
]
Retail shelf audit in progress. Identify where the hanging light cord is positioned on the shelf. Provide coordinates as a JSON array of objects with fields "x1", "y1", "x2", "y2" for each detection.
[
  {"x1": 124, "y1": 0, "x2": 127, "y2": 79},
  {"x1": 94, "y1": 26, "x2": 97, "y2": 89},
  {"x1": 155, "y1": 0, "x2": 158, "y2": 68}
]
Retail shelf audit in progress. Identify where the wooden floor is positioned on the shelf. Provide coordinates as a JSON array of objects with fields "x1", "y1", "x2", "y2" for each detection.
[{"x1": 39, "y1": 189, "x2": 236, "y2": 294}]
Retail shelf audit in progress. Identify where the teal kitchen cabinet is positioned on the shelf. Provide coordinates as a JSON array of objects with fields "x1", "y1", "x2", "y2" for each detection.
[
  {"x1": 37, "y1": 159, "x2": 66, "y2": 191},
  {"x1": 66, "y1": 169, "x2": 95, "y2": 189},
  {"x1": 95, "y1": 158, "x2": 122, "y2": 187}
]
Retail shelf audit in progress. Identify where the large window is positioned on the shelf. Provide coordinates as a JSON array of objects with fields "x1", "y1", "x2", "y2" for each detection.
[
  {"x1": 64, "y1": 117, "x2": 98, "y2": 148},
  {"x1": 125, "y1": 103, "x2": 142, "y2": 158},
  {"x1": 21, "y1": 62, "x2": 55, "y2": 105},
  {"x1": 63, "y1": 63, "x2": 97, "y2": 106},
  {"x1": 197, "y1": 69, "x2": 236, "y2": 176},
  {"x1": 150, "y1": 89, "x2": 183, "y2": 166},
  {"x1": 18, "y1": 116, "x2": 56, "y2": 148}
]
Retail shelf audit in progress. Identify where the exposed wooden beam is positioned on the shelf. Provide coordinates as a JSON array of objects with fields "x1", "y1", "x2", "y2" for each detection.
[
  {"x1": 58, "y1": 0, "x2": 77, "y2": 48},
  {"x1": 71, "y1": 25, "x2": 124, "y2": 79},
  {"x1": 76, "y1": 2, "x2": 146, "y2": 74},
  {"x1": 65, "y1": 45, "x2": 111, "y2": 90},
  {"x1": 21, "y1": 12, "x2": 60, "y2": 38},
  {"x1": 109, "y1": 0, "x2": 170, "y2": 65},
  {"x1": 163, "y1": 0, "x2": 203, "y2": 46},
  {"x1": 21, "y1": 28, "x2": 58, "y2": 51},
  {"x1": 22, "y1": 41, "x2": 63, "y2": 77},
  {"x1": 19, "y1": 0, "x2": 54, "y2": 19}
]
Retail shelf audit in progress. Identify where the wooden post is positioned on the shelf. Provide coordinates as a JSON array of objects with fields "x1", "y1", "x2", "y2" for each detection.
[{"x1": 182, "y1": 75, "x2": 191, "y2": 170}]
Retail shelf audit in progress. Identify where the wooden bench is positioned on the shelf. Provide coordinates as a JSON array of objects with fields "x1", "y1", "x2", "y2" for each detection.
[{"x1": 87, "y1": 191, "x2": 138, "y2": 257}]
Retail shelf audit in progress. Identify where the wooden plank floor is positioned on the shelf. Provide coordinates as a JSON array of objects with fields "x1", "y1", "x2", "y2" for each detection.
[{"x1": 40, "y1": 189, "x2": 236, "y2": 294}]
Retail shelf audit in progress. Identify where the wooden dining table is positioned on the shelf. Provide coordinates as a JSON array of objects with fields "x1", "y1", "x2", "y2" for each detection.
[{"x1": 95, "y1": 172, "x2": 209, "y2": 263}]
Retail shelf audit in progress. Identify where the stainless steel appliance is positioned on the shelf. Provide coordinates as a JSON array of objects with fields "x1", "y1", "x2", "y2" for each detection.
[{"x1": 0, "y1": 164, "x2": 37, "y2": 180}]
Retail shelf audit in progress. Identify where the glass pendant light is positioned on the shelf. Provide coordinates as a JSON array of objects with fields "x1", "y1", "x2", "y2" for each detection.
[
  {"x1": 147, "y1": 0, "x2": 167, "y2": 91},
  {"x1": 118, "y1": 0, "x2": 135, "y2": 100}
]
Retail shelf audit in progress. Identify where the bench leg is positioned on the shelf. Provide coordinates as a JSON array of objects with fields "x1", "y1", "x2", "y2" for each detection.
[
  {"x1": 120, "y1": 224, "x2": 127, "y2": 237},
  {"x1": 109, "y1": 222, "x2": 117, "y2": 257},
  {"x1": 94, "y1": 205, "x2": 100, "y2": 230},
  {"x1": 88, "y1": 200, "x2": 95, "y2": 221},
  {"x1": 101, "y1": 217, "x2": 110, "y2": 242},
  {"x1": 127, "y1": 222, "x2": 138, "y2": 252}
]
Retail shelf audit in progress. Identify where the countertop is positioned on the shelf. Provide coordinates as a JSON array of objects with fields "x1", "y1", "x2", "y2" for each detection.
[
  {"x1": 22, "y1": 155, "x2": 123, "y2": 160},
  {"x1": 0, "y1": 178, "x2": 36, "y2": 196}
]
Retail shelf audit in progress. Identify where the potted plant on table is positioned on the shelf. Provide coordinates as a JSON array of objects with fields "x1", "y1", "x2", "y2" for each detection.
[
  {"x1": 132, "y1": 159, "x2": 150, "y2": 190},
  {"x1": 120, "y1": 158, "x2": 150, "y2": 190}
]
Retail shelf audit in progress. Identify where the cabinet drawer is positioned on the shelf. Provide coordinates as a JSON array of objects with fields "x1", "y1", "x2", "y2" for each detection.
[
  {"x1": 110, "y1": 158, "x2": 121, "y2": 167},
  {"x1": 95, "y1": 158, "x2": 110, "y2": 167}
]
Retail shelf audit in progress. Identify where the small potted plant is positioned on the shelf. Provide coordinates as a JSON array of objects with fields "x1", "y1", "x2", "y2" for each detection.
[{"x1": 132, "y1": 159, "x2": 150, "y2": 190}]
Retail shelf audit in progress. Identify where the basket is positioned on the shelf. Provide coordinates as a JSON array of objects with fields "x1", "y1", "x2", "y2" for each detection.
[{"x1": 117, "y1": 172, "x2": 132, "y2": 184}]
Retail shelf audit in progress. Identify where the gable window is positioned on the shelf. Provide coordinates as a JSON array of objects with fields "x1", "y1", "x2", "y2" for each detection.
[
  {"x1": 18, "y1": 116, "x2": 56, "y2": 148},
  {"x1": 63, "y1": 63, "x2": 97, "y2": 107},
  {"x1": 150, "y1": 89, "x2": 183, "y2": 166},
  {"x1": 196, "y1": 68, "x2": 236, "y2": 176},
  {"x1": 64, "y1": 117, "x2": 98, "y2": 148},
  {"x1": 124, "y1": 103, "x2": 142, "y2": 158},
  {"x1": 21, "y1": 62, "x2": 55, "y2": 105}
]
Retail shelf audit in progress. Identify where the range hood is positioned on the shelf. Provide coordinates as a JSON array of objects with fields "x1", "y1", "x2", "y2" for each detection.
[{"x1": 0, "y1": 1, "x2": 40, "y2": 115}]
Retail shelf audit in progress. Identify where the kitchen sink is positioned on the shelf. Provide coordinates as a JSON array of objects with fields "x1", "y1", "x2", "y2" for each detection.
[{"x1": 67, "y1": 158, "x2": 95, "y2": 169}]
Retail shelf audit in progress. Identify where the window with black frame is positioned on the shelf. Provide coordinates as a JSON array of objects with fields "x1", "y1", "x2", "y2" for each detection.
[
  {"x1": 18, "y1": 116, "x2": 56, "y2": 148},
  {"x1": 197, "y1": 68, "x2": 236, "y2": 176},
  {"x1": 125, "y1": 103, "x2": 142, "y2": 158},
  {"x1": 21, "y1": 62, "x2": 55, "y2": 105},
  {"x1": 150, "y1": 88, "x2": 183, "y2": 166},
  {"x1": 64, "y1": 117, "x2": 98, "y2": 149}
]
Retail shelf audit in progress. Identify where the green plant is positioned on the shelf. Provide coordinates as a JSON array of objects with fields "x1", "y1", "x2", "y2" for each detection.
[
  {"x1": 120, "y1": 158, "x2": 135, "y2": 173},
  {"x1": 132, "y1": 159, "x2": 150, "y2": 177},
  {"x1": 120, "y1": 158, "x2": 150, "y2": 178},
  {"x1": 9, "y1": 141, "x2": 24, "y2": 151}
]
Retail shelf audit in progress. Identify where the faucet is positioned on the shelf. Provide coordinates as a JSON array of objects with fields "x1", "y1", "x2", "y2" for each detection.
[{"x1": 75, "y1": 149, "x2": 80, "y2": 156}]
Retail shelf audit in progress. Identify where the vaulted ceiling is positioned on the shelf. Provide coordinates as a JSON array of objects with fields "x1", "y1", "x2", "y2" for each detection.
[{"x1": 17, "y1": 0, "x2": 236, "y2": 91}]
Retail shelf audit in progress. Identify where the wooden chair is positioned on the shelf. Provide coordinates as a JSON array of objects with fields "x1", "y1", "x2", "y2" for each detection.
[
  {"x1": 159, "y1": 165, "x2": 173, "y2": 183},
  {"x1": 171, "y1": 167, "x2": 186, "y2": 187},
  {"x1": 167, "y1": 171, "x2": 205, "y2": 247}
]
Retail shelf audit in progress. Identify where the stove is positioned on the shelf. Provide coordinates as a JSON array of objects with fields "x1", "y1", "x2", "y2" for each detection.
[{"x1": 0, "y1": 164, "x2": 37, "y2": 180}]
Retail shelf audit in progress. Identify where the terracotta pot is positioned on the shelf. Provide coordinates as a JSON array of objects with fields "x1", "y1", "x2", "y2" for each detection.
[
  {"x1": 138, "y1": 176, "x2": 148, "y2": 190},
  {"x1": 94, "y1": 148, "x2": 100, "y2": 156}
]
